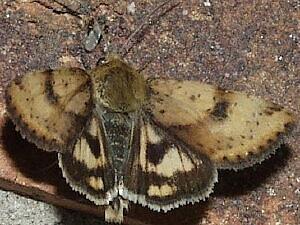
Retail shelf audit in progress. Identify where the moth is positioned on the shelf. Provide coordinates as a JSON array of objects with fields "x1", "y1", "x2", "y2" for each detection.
[{"x1": 5, "y1": 56, "x2": 295, "y2": 223}]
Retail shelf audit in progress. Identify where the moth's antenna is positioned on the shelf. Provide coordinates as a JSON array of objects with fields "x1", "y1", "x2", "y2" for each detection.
[{"x1": 119, "y1": 0, "x2": 180, "y2": 57}]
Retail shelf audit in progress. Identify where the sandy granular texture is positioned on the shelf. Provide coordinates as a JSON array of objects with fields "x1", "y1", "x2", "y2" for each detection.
[
  {"x1": 0, "y1": 1, "x2": 299, "y2": 225},
  {"x1": 0, "y1": 189, "x2": 106, "y2": 225}
]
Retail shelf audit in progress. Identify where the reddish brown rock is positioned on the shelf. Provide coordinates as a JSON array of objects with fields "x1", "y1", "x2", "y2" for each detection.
[{"x1": 0, "y1": 1, "x2": 299, "y2": 225}]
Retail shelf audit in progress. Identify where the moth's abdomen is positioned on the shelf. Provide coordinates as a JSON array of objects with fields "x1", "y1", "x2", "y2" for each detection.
[{"x1": 101, "y1": 111, "x2": 134, "y2": 175}]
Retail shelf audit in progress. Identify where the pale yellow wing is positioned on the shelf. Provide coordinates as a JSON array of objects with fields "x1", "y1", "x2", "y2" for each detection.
[
  {"x1": 6, "y1": 68, "x2": 93, "y2": 152},
  {"x1": 148, "y1": 79, "x2": 295, "y2": 169}
]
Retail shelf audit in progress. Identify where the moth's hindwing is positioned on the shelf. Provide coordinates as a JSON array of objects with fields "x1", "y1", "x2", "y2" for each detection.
[
  {"x1": 148, "y1": 79, "x2": 295, "y2": 169},
  {"x1": 122, "y1": 115, "x2": 217, "y2": 212},
  {"x1": 5, "y1": 68, "x2": 93, "y2": 152},
  {"x1": 58, "y1": 114, "x2": 116, "y2": 205}
]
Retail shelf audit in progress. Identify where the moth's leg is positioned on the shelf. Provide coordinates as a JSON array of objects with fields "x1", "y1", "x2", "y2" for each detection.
[{"x1": 105, "y1": 197, "x2": 129, "y2": 223}]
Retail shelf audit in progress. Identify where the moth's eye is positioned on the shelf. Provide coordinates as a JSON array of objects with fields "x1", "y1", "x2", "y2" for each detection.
[{"x1": 90, "y1": 58, "x2": 148, "y2": 112}]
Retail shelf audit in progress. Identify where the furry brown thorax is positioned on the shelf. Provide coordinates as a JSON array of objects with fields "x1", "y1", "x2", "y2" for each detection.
[{"x1": 90, "y1": 57, "x2": 147, "y2": 112}]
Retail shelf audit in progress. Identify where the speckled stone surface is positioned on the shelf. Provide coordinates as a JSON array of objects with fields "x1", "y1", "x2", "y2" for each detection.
[
  {"x1": 0, "y1": 1, "x2": 299, "y2": 225},
  {"x1": 0, "y1": 189, "x2": 106, "y2": 225}
]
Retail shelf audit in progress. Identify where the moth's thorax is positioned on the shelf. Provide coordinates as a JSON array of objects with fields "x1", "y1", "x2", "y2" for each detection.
[{"x1": 90, "y1": 57, "x2": 148, "y2": 112}]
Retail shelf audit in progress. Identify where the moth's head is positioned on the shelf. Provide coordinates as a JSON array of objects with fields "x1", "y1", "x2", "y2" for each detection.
[{"x1": 90, "y1": 56, "x2": 148, "y2": 112}]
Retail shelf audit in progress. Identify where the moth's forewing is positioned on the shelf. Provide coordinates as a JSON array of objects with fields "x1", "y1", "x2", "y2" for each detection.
[
  {"x1": 6, "y1": 68, "x2": 93, "y2": 152},
  {"x1": 58, "y1": 115, "x2": 116, "y2": 205},
  {"x1": 148, "y1": 80, "x2": 295, "y2": 169},
  {"x1": 122, "y1": 115, "x2": 217, "y2": 212}
]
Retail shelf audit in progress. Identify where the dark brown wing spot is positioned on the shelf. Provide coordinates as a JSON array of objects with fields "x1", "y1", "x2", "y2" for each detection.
[
  {"x1": 267, "y1": 105, "x2": 283, "y2": 112},
  {"x1": 44, "y1": 70, "x2": 59, "y2": 104},
  {"x1": 147, "y1": 142, "x2": 169, "y2": 165},
  {"x1": 197, "y1": 142, "x2": 204, "y2": 148},
  {"x1": 227, "y1": 144, "x2": 233, "y2": 149},
  {"x1": 284, "y1": 122, "x2": 293, "y2": 129},
  {"x1": 190, "y1": 95, "x2": 196, "y2": 101},
  {"x1": 264, "y1": 109, "x2": 274, "y2": 115},
  {"x1": 84, "y1": 132, "x2": 101, "y2": 158},
  {"x1": 209, "y1": 148, "x2": 215, "y2": 153},
  {"x1": 223, "y1": 156, "x2": 228, "y2": 161},
  {"x1": 211, "y1": 101, "x2": 230, "y2": 120}
]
